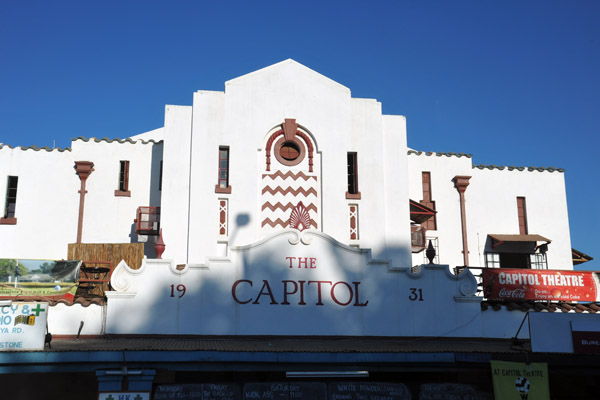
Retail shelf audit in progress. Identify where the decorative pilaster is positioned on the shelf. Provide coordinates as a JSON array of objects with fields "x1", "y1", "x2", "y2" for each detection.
[
  {"x1": 453, "y1": 175, "x2": 471, "y2": 267},
  {"x1": 74, "y1": 161, "x2": 94, "y2": 244}
]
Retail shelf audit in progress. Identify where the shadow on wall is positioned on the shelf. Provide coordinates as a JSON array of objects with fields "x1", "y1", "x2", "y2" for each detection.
[
  {"x1": 108, "y1": 211, "x2": 422, "y2": 336},
  {"x1": 129, "y1": 222, "x2": 157, "y2": 259}
]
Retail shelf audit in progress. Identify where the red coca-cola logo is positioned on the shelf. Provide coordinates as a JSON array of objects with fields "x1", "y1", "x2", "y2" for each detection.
[{"x1": 498, "y1": 288, "x2": 526, "y2": 299}]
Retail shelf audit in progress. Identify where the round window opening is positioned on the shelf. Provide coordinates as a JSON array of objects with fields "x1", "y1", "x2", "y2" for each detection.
[
  {"x1": 273, "y1": 136, "x2": 306, "y2": 167},
  {"x1": 280, "y1": 141, "x2": 300, "y2": 161}
]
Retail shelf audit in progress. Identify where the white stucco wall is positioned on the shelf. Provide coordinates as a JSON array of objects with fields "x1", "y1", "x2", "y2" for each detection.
[
  {"x1": 0, "y1": 137, "x2": 162, "y2": 260},
  {"x1": 175, "y1": 60, "x2": 412, "y2": 269},
  {"x1": 408, "y1": 152, "x2": 572, "y2": 270},
  {"x1": 0, "y1": 59, "x2": 583, "y2": 342},
  {"x1": 0, "y1": 146, "x2": 79, "y2": 259}
]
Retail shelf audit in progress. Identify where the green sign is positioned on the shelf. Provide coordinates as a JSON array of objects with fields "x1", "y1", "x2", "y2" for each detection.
[{"x1": 491, "y1": 360, "x2": 550, "y2": 400}]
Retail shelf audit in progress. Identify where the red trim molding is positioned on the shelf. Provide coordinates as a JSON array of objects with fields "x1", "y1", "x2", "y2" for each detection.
[
  {"x1": 262, "y1": 171, "x2": 317, "y2": 181},
  {"x1": 265, "y1": 119, "x2": 314, "y2": 172},
  {"x1": 345, "y1": 191, "x2": 362, "y2": 200},
  {"x1": 114, "y1": 190, "x2": 131, "y2": 197},
  {"x1": 0, "y1": 217, "x2": 17, "y2": 225},
  {"x1": 273, "y1": 136, "x2": 306, "y2": 167},
  {"x1": 215, "y1": 185, "x2": 232, "y2": 194},
  {"x1": 262, "y1": 186, "x2": 318, "y2": 197}
]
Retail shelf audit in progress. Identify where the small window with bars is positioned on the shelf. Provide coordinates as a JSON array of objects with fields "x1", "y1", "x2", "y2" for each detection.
[{"x1": 115, "y1": 161, "x2": 131, "y2": 196}]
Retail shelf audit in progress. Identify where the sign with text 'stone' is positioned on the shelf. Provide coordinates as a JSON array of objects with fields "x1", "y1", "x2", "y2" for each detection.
[
  {"x1": 483, "y1": 268, "x2": 599, "y2": 301},
  {"x1": 0, "y1": 302, "x2": 48, "y2": 351}
]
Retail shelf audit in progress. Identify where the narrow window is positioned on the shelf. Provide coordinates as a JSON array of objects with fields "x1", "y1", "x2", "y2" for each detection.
[
  {"x1": 159, "y1": 160, "x2": 163, "y2": 191},
  {"x1": 346, "y1": 152, "x2": 361, "y2": 199},
  {"x1": 215, "y1": 146, "x2": 232, "y2": 194},
  {"x1": 1, "y1": 176, "x2": 18, "y2": 224},
  {"x1": 114, "y1": 161, "x2": 131, "y2": 196},
  {"x1": 517, "y1": 197, "x2": 528, "y2": 234},
  {"x1": 421, "y1": 172, "x2": 437, "y2": 230}
]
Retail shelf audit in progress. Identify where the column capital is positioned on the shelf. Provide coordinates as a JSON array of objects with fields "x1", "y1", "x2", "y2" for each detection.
[
  {"x1": 74, "y1": 161, "x2": 95, "y2": 180},
  {"x1": 453, "y1": 175, "x2": 471, "y2": 193}
]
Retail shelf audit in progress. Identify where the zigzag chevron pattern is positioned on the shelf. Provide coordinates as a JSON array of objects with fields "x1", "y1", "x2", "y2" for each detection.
[
  {"x1": 262, "y1": 171, "x2": 317, "y2": 181},
  {"x1": 261, "y1": 217, "x2": 318, "y2": 228},
  {"x1": 262, "y1": 186, "x2": 318, "y2": 197},
  {"x1": 262, "y1": 201, "x2": 318, "y2": 213}
]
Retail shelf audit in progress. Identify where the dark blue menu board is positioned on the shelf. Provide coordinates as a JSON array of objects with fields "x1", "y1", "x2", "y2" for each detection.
[
  {"x1": 243, "y1": 382, "x2": 327, "y2": 399},
  {"x1": 154, "y1": 383, "x2": 241, "y2": 400},
  {"x1": 329, "y1": 382, "x2": 411, "y2": 400}
]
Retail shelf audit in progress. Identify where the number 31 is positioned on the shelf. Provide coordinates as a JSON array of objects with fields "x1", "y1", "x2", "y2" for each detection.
[{"x1": 409, "y1": 288, "x2": 424, "y2": 301}]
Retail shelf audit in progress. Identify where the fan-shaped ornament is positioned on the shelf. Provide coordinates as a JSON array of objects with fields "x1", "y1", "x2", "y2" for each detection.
[{"x1": 289, "y1": 202, "x2": 311, "y2": 232}]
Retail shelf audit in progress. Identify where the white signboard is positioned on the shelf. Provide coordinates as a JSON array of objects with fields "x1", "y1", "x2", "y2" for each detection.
[
  {"x1": 107, "y1": 230, "x2": 481, "y2": 337},
  {"x1": 0, "y1": 302, "x2": 48, "y2": 351}
]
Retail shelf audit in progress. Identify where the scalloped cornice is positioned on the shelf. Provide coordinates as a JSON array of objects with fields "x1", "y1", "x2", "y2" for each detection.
[
  {"x1": 0, "y1": 144, "x2": 71, "y2": 152},
  {"x1": 71, "y1": 136, "x2": 163, "y2": 145},
  {"x1": 407, "y1": 150, "x2": 472, "y2": 158},
  {"x1": 473, "y1": 164, "x2": 565, "y2": 173}
]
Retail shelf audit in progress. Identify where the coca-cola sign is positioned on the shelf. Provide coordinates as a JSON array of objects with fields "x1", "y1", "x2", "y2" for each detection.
[{"x1": 482, "y1": 269, "x2": 600, "y2": 301}]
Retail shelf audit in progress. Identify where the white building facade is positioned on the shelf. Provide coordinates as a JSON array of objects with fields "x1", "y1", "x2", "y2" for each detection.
[
  {"x1": 1, "y1": 60, "x2": 593, "y2": 399},
  {"x1": 0, "y1": 59, "x2": 572, "y2": 273}
]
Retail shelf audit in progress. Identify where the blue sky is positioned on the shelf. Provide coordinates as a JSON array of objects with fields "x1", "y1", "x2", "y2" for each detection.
[{"x1": 1, "y1": 1, "x2": 598, "y2": 269}]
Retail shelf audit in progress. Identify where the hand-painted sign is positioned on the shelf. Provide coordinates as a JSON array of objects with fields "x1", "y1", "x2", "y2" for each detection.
[
  {"x1": 230, "y1": 256, "x2": 369, "y2": 307},
  {"x1": 0, "y1": 302, "x2": 48, "y2": 351},
  {"x1": 419, "y1": 383, "x2": 491, "y2": 399},
  {"x1": 329, "y1": 382, "x2": 411, "y2": 400},
  {"x1": 244, "y1": 382, "x2": 326, "y2": 399},
  {"x1": 0, "y1": 259, "x2": 81, "y2": 301},
  {"x1": 491, "y1": 361, "x2": 550, "y2": 400},
  {"x1": 482, "y1": 268, "x2": 600, "y2": 301}
]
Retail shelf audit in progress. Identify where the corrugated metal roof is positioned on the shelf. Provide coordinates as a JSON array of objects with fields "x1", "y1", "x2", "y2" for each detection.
[
  {"x1": 44, "y1": 336, "x2": 525, "y2": 354},
  {"x1": 481, "y1": 300, "x2": 600, "y2": 314}
]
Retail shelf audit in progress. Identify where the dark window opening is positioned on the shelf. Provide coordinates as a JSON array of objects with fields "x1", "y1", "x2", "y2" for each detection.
[
  {"x1": 500, "y1": 252, "x2": 530, "y2": 268},
  {"x1": 280, "y1": 141, "x2": 300, "y2": 161},
  {"x1": 159, "y1": 160, "x2": 163, "y2": 191},
  {"x1": 119, "y1": 161, "x2": 130, "y2": 191},
  {"x1": 347, "y1": 152, "x2": 359, "y2": 196},
  {"x1": 218, "y1": 147, "x2": 229, "y2": 189},
  {"x1": 485, "y1": 251, "x2": 548, "y2": 269},
  {"x1": 3, "y1": 176, "x2": 18, "y2": 219}
]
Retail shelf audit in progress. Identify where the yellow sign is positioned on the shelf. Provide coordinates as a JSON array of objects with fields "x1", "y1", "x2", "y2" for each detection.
[{"x1": 491, "y1": 360, "x2": 550, "y2": 400}]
